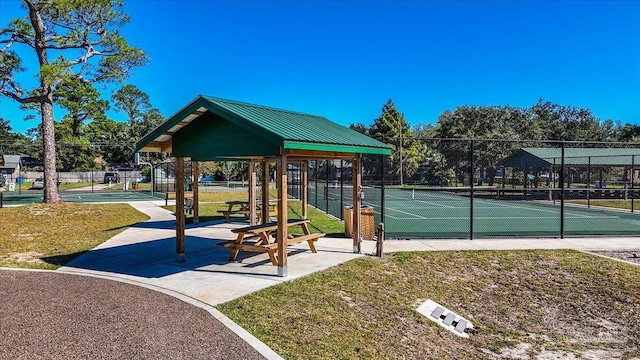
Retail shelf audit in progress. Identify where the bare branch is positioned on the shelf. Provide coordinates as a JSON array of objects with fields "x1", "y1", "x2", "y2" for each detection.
[
  {"x1": 1, "y1": 34, "x2": 15, "y2": 53},
  {"x1": 0, "y1": 88, "x2": 40, "y2": 104}
]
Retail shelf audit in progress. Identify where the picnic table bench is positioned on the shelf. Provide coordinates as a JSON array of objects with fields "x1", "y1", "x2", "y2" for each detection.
[
  {"x1": 217, "y1": 200, "x2": 278, "y2": 223},
  {"x1": 217, "y1": 200, "x2": 251, "y2": 222},
  {"x1": 165, "y1": 191, "x2": 195, "y2": 214},
  {"x1": 218, "y1": 218, "x2": 325, "y2": 265}
]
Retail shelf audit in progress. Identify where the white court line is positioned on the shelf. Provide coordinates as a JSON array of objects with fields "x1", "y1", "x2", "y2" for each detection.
[
  {"x1": 474, "y1": 200, "x2": 595, "y2": 219},
  {"x1": 384, "y1": 215, "x2": 621, "y2": 220},
  {"x1": 383, "y1": 207, "x2": 427, "y2": 220},
  {"x1": 413, "y1": 199, "x2": 456, "y2": 209}
]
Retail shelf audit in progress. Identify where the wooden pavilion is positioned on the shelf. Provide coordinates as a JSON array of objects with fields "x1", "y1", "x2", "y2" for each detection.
[{"x1": 136, "y1": 95, "x2": 391, "y2": 277}]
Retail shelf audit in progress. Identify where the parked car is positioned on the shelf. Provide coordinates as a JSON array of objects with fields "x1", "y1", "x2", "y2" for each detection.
[
  {"x1": 31, "y1": 178, "x2": 45, "y2": 189},
  {"x1": 198, "y1": 175, "x2": 216, "y2": 184},
  {"x1": 104, "y1": 172, "x2": 120, "y2": 184}
]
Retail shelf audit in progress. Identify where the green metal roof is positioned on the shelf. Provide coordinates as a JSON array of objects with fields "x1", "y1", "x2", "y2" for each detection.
[
  {"x1": 502, "y1": 147, "x2": 640, "y2": 168},
  {"x1": 136, "y1": 95, "x2": 391, "y2": 158}
]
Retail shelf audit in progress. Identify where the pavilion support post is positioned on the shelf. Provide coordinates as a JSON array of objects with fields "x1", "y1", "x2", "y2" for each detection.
[
  {"x1": 176, "y1": 157, "x2": 186, "y2": 262},
  {"x1": 301, "y1": 161, "x2": 308, "y2": 219},
  {"x1": 261, "y1": 160, "x2": 270, "y2": 224},
  {"x1": 276, "y1": 149, "x2": 288, "y2": 277},
  {"x1": 193, "y1": 161, "x2": 199, "y2": 224},
  {"x1": 249, "y1": 160, "x2": 257, "y2": 225},
  {"x1": 352, "y1": 154, "x2": 362, "y2": 253}
]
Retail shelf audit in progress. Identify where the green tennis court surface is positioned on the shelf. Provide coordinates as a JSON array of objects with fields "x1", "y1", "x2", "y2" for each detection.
[
  {"x1": 312, "y1": 185, "x2": 640, "y2": 238},
  {"x1": 0, "y1": 191, "x2": 161, "y2": 206}
]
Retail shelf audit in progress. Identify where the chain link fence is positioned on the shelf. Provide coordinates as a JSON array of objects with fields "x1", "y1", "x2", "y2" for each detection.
[{"x1": 298, "y1": 138, "x2": 640, "y2": 239}]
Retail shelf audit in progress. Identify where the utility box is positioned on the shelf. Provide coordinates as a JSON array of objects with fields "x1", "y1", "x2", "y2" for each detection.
[{"x1": 344, "y1": 206, "x2": 375, "y2": 240}]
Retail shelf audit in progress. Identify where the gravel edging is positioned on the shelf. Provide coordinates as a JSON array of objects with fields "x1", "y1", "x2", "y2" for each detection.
[
  {"x1": 581, "y1": 249, "x2": 640, "y2": 266},
  {"x1": 0, "y1": 268, "x2": 274, "y2": 360}
]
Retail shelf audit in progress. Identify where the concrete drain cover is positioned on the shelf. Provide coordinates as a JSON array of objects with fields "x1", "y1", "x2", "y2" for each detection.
[{"x1": 416, "y1": 299, "x2": 474, "y2": 338}]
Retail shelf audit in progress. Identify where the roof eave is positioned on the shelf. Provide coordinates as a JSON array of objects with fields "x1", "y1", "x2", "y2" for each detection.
[{"x1": 283, "y1": 140, "x2": 392, "y2": 155}]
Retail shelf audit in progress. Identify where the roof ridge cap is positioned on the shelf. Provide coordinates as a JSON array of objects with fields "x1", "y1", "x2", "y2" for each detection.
[{"x1": 202, "y1": 95, "x2": 327, "y2": 119}]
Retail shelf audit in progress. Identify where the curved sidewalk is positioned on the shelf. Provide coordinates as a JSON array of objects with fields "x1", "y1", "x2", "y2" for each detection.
[
  {"x1": 60, "y1": 199, "x2": 639, "y2": 305},
  {"x1": 53, "y1": 200, "x2": 638, "y2": 358}
]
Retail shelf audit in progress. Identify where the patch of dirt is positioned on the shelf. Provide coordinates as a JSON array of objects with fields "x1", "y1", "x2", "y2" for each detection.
[
  {"x1": 5, "y1": 252, "x2": 46, "y2": 264},
  {"x1": 585, "y1": 249, "x2": 640, "y2": 265},
  {"x1": 28, "y1": 205, "x2": 54, "y2": 216}
]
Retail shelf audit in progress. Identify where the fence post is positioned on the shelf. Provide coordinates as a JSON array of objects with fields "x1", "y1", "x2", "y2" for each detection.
[
  {"x1": 325, "y1": 159, "x2": 329, "y2": 213},
  {"x1": 632, "y1": 155, "x2": 635, "y2": 214},
  {"x1": 380, "y1": 153, "x2": 385, "y2": 231},
  {"x1": 340, "y1": 160, "x2": 344, "y2": 219},
  {"x1": 560, "y1": 141, "x2": 565, "y2": 239},
  {"x1": 587, "y1": 157, "x2": 591, "y2": 208},
  {"x1": 376, "y1": 222, "x2": 384, "y2": 257},
  {"x1": 469, "y1": 139, "x2": 474, "y2": 240}
]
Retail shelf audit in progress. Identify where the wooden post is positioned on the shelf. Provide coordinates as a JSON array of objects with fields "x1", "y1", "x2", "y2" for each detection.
[
  {"x1": 276, "y1": 149, "x2": 288, "y2": 277},
  {"x1": 301, "y1": 160, "x2": 308, "y2": 219},
  {"x1": 376, "y1": 222, "x2": 384, "y2": 257},
  {"x1": 352, "y1": 154, "x2": 361, "y2": 253},
  {"x1": 249, "y1": 160, "x2": 257, "y2": 225},
  {"x1": 193, "y1": 161, "x2": 199, "y2": 224},
  {"x1": 261, "y1": 160, "x2": 270, "y2": 224},
  {"x1": 176, "y1": 157, "x2": 186, "y2": 262}
]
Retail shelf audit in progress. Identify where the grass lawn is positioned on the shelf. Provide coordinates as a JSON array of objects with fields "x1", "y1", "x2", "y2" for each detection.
[
  {"x1": 164, "y1": 190, "x2": 346, "y2": 237},
  {"x1": 217, "y1": 250, "x2": 640, "y2": 360},
  {"x1": 0, "y1": 203, "x2": 149, "y2": 269},
  {"x1": 570, "y1": 199, "x2": 640, "y2": 211}
]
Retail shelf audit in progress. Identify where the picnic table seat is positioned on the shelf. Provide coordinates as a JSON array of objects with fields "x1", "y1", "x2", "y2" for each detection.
[{"x1": 219, "y1": 219, "x2": 324, "y2": 265}]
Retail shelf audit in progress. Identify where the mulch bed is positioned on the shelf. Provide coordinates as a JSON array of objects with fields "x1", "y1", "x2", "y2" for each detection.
[{"x1": 0, "y1": 270, "x2": 266, "y2": 360}]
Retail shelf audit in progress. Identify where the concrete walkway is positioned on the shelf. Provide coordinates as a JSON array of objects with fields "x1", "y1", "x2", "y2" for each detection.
[
  {"x1": 57, "y1": 200, "x2": 639, "y2": 358},
  {"x1": 60, "y1": 200, "x2": 639, "y2": 305}
]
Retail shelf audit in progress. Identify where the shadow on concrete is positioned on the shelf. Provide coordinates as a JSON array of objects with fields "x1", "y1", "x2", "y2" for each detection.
[{"x1": 62, "y1": 235, "x2": 298, "y2": 279}]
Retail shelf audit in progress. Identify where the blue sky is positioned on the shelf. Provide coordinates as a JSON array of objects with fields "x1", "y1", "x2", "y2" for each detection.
[{"x1": 1, "y1": 0, "x2": 639, "y2": 134}]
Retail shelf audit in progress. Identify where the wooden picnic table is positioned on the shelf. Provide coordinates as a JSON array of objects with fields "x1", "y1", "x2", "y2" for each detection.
[
  {"x1": 217, "y1": 200, "x2": 277, "y2": 223},
  {"x1": 219, "y1": 218, "x2": 325, "y2": 265},
  {"x1": 217, "y1": 200, "x2": 251, "y2": 223}
]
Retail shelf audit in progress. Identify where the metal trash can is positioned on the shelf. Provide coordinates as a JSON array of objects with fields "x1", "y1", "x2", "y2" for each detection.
[{"x1": 344, "y1": 206, "x2": 375, "y2": 240}]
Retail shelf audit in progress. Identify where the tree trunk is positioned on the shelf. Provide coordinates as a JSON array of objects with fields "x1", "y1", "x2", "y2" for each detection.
[
  {"x1": 41, "y1": 89, "x2": 60, "y2": 203},
  {"x1": 27, "y1": 0, "x2": 60, "y2": 203}
]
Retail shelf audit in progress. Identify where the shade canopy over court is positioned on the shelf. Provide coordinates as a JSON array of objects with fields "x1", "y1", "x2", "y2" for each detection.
[
  {"x1": 136, "y1": 95, "x2": 391, "y2": 277},
  {"x1": 502, "y1": 147, "x2": 640, "y2": 168}
]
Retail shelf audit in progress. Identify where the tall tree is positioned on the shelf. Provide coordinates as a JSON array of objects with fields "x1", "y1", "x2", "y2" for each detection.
[
  {"x1": 111, "y1": 84, "x2": 151, "y2": 130},
  {"x1": 0, "y1": 0, "x2": 147, "y2": 202},
  {"x1": 369, "y1": 99, "x2": 421, "y2": 184},
  {"x1": 86, "y1": 118, "x2": 131, "y2": 165},
  {"x1": 111, "y1": 84, "x2": 166, "y2": 163},
  {"x1": 55, "y1": 76, "x2": 109, "y2": 137},
  {"x1": 0, "y1": 117, "x2": 32, "y2": 155},
  {"x1": 435, "y1": 105, "x2": 531, "y2": 185},
  {"x1": 530, "y1": 99, "x2": 611, "y2": 142}
]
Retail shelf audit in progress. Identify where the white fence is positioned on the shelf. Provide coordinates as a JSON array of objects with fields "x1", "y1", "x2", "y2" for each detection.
[{"x1": 21, "y1": 171, "x2": 143, "y2": 183}]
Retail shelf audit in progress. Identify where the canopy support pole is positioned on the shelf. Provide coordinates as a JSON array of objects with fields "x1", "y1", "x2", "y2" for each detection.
[
  {"x1": 261, "y1": 160, "x2": 270, "y2": 224},
  {"x1": 249, "y1": 160, "x2": 257, "y2": 225},
  {"x1": 277, "y1": 149, "x2": 288, "y2": 277},
  {"x1": 302, "y1": 161, "x2": 308, "y2": 219},
  {"x1": 193, "y1": 161, "x2": 199, "y2": 224},
  {"x1": 176, "y1": 157, "x2": 186, "y2": 262},
  {"x1": 352, "y1": 154, "x2": 362, "y2": 253}
]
